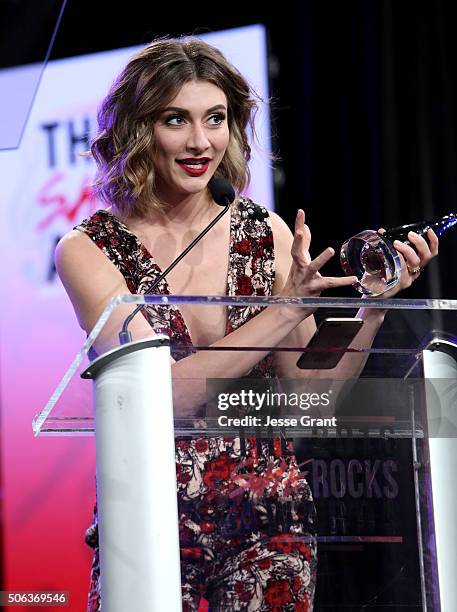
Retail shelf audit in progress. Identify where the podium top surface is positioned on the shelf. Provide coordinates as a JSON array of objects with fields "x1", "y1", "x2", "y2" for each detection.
[{"x1": 34, "y1": 295, "x2": 457, "y2": 436}]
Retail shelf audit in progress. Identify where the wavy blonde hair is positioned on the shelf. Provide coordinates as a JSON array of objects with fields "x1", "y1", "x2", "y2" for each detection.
[{"x1": 91, "y1": 37, "x2": 259, "y2": 217}]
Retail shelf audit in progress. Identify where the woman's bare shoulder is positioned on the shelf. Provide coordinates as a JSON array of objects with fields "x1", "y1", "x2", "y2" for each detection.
[
  {"x1": 268, "y1": 212, "x2": 295, "y2": 264},
  {"x1": 55, "y1": 228, "x2": 128, "y2": 332},
  {"x1": 55, "y1": 228, "x2": 106, "y2": 269},
  {"x1": 56, "y1": 227, "x2": 91, "y2": 248},
  {"x1": 269, "y1": 211, "x2": 294, "y2": 241}
]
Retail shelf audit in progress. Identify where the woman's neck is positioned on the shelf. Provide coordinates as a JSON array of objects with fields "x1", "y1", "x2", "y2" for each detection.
[{"x1": 130, "y1": 190, "x2": 218, "y2": 231}]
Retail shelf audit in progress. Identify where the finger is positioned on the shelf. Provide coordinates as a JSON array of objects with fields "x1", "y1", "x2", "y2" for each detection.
[
  {"x1": 302, "y1": 223, "x2": 311, "y2": 251},
  {"x1": 294, "y1": 209, "x2": 312, "y2": 254},
  {"x1": 290, "y1": 229, "x2": 305, "y2": 257},
  {"x1": 294, "y1": 209, "x2": 305, "y2": 235},
  {"x1": 393, "y1": 240, "x2": 421, "y2": 269},
  {"x1": 317, "y1": 275, "x2": 359, "y2": 290},
  {"x1": 291, "y1": 229, "x2": 308, "y2": 266},
  {"x1": 427, "y1": 228, "x2": 439, "y2": 256},
  {"x1": 305, "y1": 246, "x2": 335, "y2": 275},
  {"x1": 406, "y1": 231, "x2": 432, "y2": 262},
  {"x1": 378, "y1": 227, "x2": 386, "y2": 234},
  {"x1": 292, "y1": 219, "x2": 312, "y2": 265}
]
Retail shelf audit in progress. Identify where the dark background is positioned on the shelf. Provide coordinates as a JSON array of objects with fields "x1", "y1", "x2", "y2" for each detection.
[{"x1": 2, "y1": 0, "x2": 457, "y2": 299}]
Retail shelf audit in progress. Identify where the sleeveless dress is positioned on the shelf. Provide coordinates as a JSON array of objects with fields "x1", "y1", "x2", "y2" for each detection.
[{"x1": 76, "y1": 197, "x2": 317, "y2": 612}]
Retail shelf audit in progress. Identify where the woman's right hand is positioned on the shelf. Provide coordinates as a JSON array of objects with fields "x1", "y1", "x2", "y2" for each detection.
[{"x1": 280, "y1": 209, "x2": 358, "y2": 303}]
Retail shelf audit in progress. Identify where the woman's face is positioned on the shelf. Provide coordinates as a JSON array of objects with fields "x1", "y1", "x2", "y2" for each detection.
[{"x1": 152, "y1": 80, "x2": 230, "y2": 202}]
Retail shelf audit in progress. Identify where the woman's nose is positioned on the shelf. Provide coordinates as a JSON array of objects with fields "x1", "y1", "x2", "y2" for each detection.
[{"x1": 186, "y1": 124, "x2": 210, "y2": 152}]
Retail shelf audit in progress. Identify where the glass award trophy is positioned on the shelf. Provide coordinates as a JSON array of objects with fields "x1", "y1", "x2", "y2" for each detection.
[{"x1": 340, "y1": 213, "x2": 457, "y2": 296}]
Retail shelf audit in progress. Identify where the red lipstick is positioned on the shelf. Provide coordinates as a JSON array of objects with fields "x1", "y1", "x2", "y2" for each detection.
[{"x1": 176, "y1": 158, "x2": 211, "y2": 177}]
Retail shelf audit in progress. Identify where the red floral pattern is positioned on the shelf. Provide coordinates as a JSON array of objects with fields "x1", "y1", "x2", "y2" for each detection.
[
  {"x1": 265, "y1": 579, "x2": 293, "y2": 607},
  {"x1": 76, "y1": 198, "x2": 317, "y2": 611}
]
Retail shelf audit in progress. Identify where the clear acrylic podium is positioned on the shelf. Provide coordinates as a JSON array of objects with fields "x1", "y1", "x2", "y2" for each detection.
[{"x1": 34, "y1": 295, "x2": 457, "y2": 611}]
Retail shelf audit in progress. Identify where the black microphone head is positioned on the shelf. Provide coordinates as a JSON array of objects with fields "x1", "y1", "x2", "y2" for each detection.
[{"x1": 208, "y1": 177, "x2": 235, "y2": 206}]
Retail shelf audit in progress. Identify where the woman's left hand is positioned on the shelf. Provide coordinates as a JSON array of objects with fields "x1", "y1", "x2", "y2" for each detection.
[{"x1": 382, "y1": 228, "x2": 439, "y2": 297}]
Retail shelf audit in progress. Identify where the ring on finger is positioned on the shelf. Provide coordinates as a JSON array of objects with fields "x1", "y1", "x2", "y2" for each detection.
[{"x1": 407, "y1": 265, "x2": 421, "y2": 275}]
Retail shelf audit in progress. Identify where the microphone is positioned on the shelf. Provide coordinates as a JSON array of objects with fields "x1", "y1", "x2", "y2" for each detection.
[
  {"x1": 209, "y1": 176, "x2": 235, "y2": 207},
  {"x1": 118, "y1": 177, "x2": 236, "y2": 344}
]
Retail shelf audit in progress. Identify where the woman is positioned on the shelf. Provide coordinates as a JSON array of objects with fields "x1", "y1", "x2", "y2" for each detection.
[{"x1": 55, "y1": 37, "x2": 437, "y2": 611}]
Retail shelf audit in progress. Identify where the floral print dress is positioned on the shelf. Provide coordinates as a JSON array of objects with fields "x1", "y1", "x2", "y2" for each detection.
[{"x1": 76, "y1": 197, "x2": 317, "y2": 612}]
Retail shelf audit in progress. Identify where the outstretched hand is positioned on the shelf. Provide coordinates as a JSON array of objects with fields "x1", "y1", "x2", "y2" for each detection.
[{"x1": 281, "y1": 209, "x2": 358, "y2": 299}]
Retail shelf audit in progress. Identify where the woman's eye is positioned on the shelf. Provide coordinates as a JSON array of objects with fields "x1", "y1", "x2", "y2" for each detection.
[
  {"x1": 208, "y1": 113, "x2": 226, "y2": 126},
  {"x1": 163, "y1": 113, "x2": 226, "y2": 126},
  {"x1": 165, "y1": 115, "x2": 185, "y2": 126}
]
